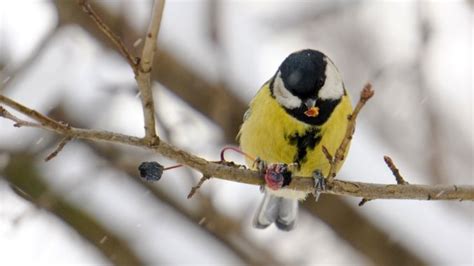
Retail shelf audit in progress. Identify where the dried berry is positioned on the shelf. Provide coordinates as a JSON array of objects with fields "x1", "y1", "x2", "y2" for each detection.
[{"x1": 138, "y1": 161, "x2": 164, "y2": 182}]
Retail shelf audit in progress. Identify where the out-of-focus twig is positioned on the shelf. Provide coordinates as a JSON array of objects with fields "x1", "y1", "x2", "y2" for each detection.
[
  {"x1": 0, "y1": 28, "x2": 60, "y2": 93},
  {"x1": 0, "y1": 95, "x2": 68, "y2": 130},
  {"x1": 358, "y1": 198, "x2": 371, "y2": 206},
  {"x1": 44, "y1": 136, "x2": 72, "y2": 161},
  {"x1": 263, "y1": 2, "x2": 360, "y2": 30},
  {"x1": 2, "y1": 153, "x2": 145, "y2": 266},
  {"x1": 0, "y1": 106, "x2": 41, "y2": 128},
  {"x1": 303, "y1": 195, "x2": 427, "y2": 266},
  {"x1": 415, "y1": 4, "x2": 451, "y2": 185}
]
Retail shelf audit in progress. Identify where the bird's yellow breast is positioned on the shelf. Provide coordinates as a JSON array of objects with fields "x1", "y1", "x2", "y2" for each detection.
[{"x1": 238, "y1": 84, "x2": 352, "y2": 177}]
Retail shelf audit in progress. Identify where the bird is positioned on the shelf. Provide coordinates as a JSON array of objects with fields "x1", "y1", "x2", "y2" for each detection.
[{"x1": 238, "y1": 49, "x2": 353, "y2": 231}]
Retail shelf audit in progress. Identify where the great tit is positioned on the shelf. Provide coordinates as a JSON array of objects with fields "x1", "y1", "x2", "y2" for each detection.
[{"x1": 239, "y1": 49, "x2": 353, "y2": 231}]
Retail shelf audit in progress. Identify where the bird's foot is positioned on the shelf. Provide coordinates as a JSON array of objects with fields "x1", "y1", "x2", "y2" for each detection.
[
  {"x1": 264, "y1": 163, "x2": 292, "y2": 191},
  {"x1": 313, "y1": 169, "x2": 326, "y2": 201},
  {"x1": 253, "y1": 157, "x2": 267, "y2": 175},
  {"x1": 253, "y1": 157, "x2": 267, "y2": 192}
]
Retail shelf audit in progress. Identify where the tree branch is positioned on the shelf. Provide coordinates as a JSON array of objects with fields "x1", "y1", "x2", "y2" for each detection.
[
  {"x1": 0, "y1": 106, "x2": 41, "y2": 128},
  {"x1": 134, "y1": 0, "x2": 165, "y2": 141},
  {"x1": 326, "y1": 83, "x2": 374, "y2": 181},
  {"x1": 54, "y1": 0, "x2": 246, "y2": 143},
  {"x1": 384, "y1": 155, "x2": 408, "y2": 185},
  {"x1": 76, "y1": 0, "x2": 137, "y2": 69},
  {"x1": 86, "y1": 142, "x2": 284, "y2": 266},
  {"x1": 0, "y1": 94, "x2": 472, "y2": 201},
  {"x1": 44, "y1": 136, "x2": 72, "y2": 161},
  {"x1": 139, "y1": 0, "x2": 165, "y2": 74},
  {"x1": 77, "y1": 0, "x2": 161, "y2": 142},
  {"x1": 187, "y1": 174, "x2": 210, "y2": 199}
]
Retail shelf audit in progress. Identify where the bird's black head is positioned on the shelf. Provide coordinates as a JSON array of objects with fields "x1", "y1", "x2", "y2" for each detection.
[
  {"x1": 278, "y1": 49, "x2": 326, "y2": 99},
  {"x1": 270, "y1": 49, "x2": 345, "y2": 126}
]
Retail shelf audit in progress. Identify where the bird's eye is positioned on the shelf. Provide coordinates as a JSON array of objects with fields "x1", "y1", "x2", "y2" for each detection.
[{"x1": 316, "y1": 77, "x2": 324, "y2": 88}]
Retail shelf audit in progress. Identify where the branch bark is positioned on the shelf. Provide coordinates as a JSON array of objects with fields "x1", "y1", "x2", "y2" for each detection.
[
  {"x1": 134, "y1": 0, "x2": 164, "y2": 141},
  {"x1": 326, "y1": 83, "x2": 374, "y2": 181},
  {"x1": 86, "y1": 142, "x2": 284, "y2": 266},
  {"x1": 0, "y1": 94, "x2": 472, "y2": 201},
  {"x1": 54, "y1": 0, "x2": 246, "y2": 143},
  {"x1": 76, "y1": 0, "x2": 137, "y2": 68},
  {"x1": 3, "y1": 2, "x2": 459, "y2": 265},
  {"x1": 76, "y1": 0, "x2": 161, "y2": 142}
]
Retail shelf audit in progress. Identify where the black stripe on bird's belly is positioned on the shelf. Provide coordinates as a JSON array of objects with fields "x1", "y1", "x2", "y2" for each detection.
[{"x1": 287, "y1": 127, "x2": 322, "y2": 167}]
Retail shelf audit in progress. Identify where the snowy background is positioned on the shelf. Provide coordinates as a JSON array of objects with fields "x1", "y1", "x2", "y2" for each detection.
[{"x1": 0, "y1": 0, "x2": 472, "y2": 265}]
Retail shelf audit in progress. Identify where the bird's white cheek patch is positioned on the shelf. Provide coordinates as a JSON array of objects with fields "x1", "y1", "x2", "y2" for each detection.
[
  {"x1": 318, "y1": 58, "x2": 344, "y2": 100},
  {"x1": 273, "y1": 72, "x2": 302, "y2": 109}
]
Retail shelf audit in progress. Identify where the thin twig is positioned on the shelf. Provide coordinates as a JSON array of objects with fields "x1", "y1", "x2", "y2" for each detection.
[
  {"x1": 57, "y1": 0, "x2": 247, "y2": 143},
  {"x1": 0, "y1": 106, "x2": 41, "y2": 128},
  {"x1": 358, "y1": 198, "x2": 371, "y2": 206},
  {"x1": 139, "y1": 0, "x2": 165, "y2": 74},
  {"x1": 76, "y1": 0, "x2": 138, "y2": 71},
  {"x1": 187, "y1": 175, "x2": 210, "y2": 199},
  {"x1": 87, "y1": 143, "x2": 283, "y2": 266},
  {"x1": 321, "y1": 145, "x2": 333, "y2": 163},
  {"x1": 326, "y1": 83, "x2": 374, "y2": 181},
  {"x1": 45, "y1": 136, "x2": 73, "y2": 161},
  {"x1": 78, "y1": 0, "x2": 161, "y2": 142},
  {"x1": 134, "y1": 0, "x2": 165, "y2": 141},
  {"x1": 359, "y1": 156, "x2": 407, "y2": 206},
  {"x1": 384, "y1": 156, "x2": 408, "y2": 185},
  {"x1": 0, "y1": 96, "x2": 67, "y2": 131},
  {"x1": 1, "y1": 93, "x2": 473, "y2": 201}
]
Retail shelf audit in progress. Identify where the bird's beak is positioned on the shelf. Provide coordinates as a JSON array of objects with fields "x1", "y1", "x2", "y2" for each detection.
[{"x1": 304, "y1": 99, "x2": 319, "y2": 117}]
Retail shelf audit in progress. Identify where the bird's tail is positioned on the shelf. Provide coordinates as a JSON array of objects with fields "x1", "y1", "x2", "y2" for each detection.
[{"x1": 253, "y1": 191, "x2": 298, "y2": 231}]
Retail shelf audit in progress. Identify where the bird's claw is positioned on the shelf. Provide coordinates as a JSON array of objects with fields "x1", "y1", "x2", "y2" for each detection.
[
  {"x1": 254, "y1": 158, "x2": 292, "y2": 191},
  {"x1": 253, "y1": 157, "x2": 267, "y2": 175},
  {"x1": 253, "y1": 157, "x2": 267, "y2": 192},
  {"x1": 264, "y1": 163, "x2": 292, "y2": 191},
  {"x1": 313, "y1": 169, "x2": 326, "y2": 201}
]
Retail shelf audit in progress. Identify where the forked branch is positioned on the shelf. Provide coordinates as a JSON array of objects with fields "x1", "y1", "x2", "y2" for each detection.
[
  {"x1": 325, "y1": 83, "x2": 374, "y2": 182},
  {"x1": 134, "y1": 0, "x2": 165, "y2": 141},
  {"x1": 77, "y1": 0, "x2": 163, "y2": 142}
]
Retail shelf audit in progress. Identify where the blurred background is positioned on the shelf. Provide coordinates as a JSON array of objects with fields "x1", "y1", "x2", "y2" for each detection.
[{"x1": 0, "y1": 0, "x2": 472, "y2": 265}]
